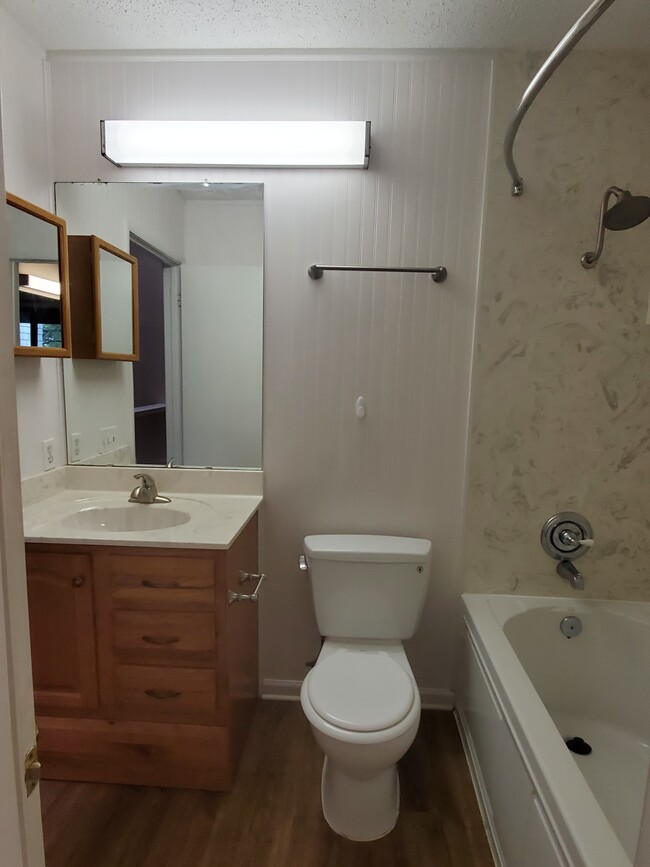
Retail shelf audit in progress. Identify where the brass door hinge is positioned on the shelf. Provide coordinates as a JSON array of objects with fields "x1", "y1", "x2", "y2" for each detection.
[{"x1": 24, "y1": 744, "x2": 41, "y2": 797}]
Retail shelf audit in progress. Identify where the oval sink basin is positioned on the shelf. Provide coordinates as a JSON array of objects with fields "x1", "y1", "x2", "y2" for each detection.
[{"x1": 60, "y1": 506, "x2": 192, "y2": 533}]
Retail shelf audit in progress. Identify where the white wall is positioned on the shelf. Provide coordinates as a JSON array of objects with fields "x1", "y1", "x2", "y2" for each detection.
[
  {"x1": 0, "y1": 9, "x2": 65, "y2": 479},
  {"x1": 181, "y1": 199, "x2": 263, "y2": 468},
  {"x1": 47, "y1": 53, "x2": 493, "y2": 699},
  {"x1": 55, "y1": 182, "x2": 186, "y2": 463}
]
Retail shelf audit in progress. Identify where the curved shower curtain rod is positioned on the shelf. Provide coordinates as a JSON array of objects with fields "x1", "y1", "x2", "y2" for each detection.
[{"x1": 504, "y1": 0, "x2": 618, "y2": 197}]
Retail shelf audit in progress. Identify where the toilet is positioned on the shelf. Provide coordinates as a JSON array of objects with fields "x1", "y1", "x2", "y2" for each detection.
[{"x1": 299, "y1": 534, "x2": 431, "y2": 841}]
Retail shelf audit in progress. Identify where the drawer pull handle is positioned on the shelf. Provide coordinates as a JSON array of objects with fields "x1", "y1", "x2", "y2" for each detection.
[
  {"x1": 142, "y1": 635, "x2": 181, "y2": 645},
  {"x1": 144, "y1": 689, "x2": 182, "y2": 700},
  {"x1": 72, "y1": 576, "x2": 85, "y2": 588},
  {"x1": 141, "y1": 580, "x2": 211, "y2": 590}
]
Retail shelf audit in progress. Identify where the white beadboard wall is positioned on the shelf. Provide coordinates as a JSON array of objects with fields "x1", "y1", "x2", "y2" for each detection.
[
  {"x1": 0, "y1": 10, "x2": 66, "y2": 479},
  {"x1": 48, "y1": 53, "x2": 492, "y2": 697}
]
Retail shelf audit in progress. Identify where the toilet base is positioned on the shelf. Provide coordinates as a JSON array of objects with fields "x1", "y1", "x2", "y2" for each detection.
[{"x1": 320, "y1": 756, "x2": 400, "y2": 841}]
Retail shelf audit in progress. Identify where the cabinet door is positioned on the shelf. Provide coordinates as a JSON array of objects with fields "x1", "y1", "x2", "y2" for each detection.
[{"x1": 26, "y1": 551, "x2": 99, "y2": 713}]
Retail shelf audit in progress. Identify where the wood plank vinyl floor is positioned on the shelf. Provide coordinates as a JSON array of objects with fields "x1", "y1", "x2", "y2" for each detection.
[{"x1": 40, "y1": 702, "x2": 494, "y2": 867}]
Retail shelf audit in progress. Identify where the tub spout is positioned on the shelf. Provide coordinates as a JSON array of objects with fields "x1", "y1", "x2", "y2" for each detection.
[{"x1": 557, "y1": 559, "x2": 584, "y2": 591}]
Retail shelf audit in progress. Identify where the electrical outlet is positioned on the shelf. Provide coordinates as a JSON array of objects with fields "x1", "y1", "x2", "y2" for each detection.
[
  {"x1": 41, "y1": 438, "x2": 55, "y2": 471},
  {"x1": 99, "y1": 426, "x2": 118, "y2": 454},
  {"x1": 68, "y1": 433, "x2": 82, "y2": 462}
]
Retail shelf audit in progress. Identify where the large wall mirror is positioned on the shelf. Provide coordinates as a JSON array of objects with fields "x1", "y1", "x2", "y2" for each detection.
[
  {"x1": 7, "y1": 193, "x2": 71, "y2": 357},
  {"x1": 55, "y1": 182, "x2": 263, "y2": 470}
]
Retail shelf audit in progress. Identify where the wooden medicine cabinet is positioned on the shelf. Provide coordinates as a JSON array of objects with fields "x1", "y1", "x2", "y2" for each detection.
[
  {"x1": 68, "y1": 235, "x2": 139, "y2": 361},
  {"x1": 7, "y1": 193, "x2": 72, "y2": 357}
]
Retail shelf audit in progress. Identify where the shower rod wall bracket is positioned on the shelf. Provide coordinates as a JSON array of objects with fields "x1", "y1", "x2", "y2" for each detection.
[
  {"x1": 308, "y1": 264, "x2": 448, "y2": 283},
  {"x1": 503, "y1": 0, "x2": 617, "y2": 197}
]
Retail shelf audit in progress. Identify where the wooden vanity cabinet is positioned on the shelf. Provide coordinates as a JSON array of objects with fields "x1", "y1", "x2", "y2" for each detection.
[{"x1": 27, "y1": 514, "x2": 259, "y2": 791}]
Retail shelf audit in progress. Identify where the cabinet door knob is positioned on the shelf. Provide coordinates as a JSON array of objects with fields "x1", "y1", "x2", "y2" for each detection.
[{"x1": 72, "y1": 576, "x2": 85, "y2": 588}]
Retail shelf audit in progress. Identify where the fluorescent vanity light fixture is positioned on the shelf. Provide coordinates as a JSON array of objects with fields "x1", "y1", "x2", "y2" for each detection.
[
  {"x1": 100, "y1": 120, "x2": 371, "y2": 168},
  {"x1": 18, "y1": 273, "x2": 61, "y2": 299}
]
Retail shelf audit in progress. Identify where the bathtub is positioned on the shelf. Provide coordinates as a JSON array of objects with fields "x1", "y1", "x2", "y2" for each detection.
[{"x1": 456, "y1": 594, "x2": 650, "y2": 867}]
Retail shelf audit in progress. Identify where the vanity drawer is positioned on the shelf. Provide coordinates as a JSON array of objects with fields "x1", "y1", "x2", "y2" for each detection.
[
  {"x1": 113, "y1": 664, "x2": 217, "y2": 724},
  {"x1": 113, "y1": 610, "x2": 216, "y2": 666},
  {"x1": 104, "y1": 555, "x2": 215, "y2": 610}
]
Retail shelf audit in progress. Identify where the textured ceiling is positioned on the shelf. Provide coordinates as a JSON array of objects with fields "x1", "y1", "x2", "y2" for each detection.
[{"x1": 2, "y1": 0, "x2": 649, "y2": 51}]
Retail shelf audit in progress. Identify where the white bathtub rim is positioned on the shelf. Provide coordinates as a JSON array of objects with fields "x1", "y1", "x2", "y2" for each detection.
[
  {"x1": 461, "y1": 593, "x2": 636, "y2": 867},
  {"x1": 482, "y1": 593, "x2": 650, "y2": 631}
]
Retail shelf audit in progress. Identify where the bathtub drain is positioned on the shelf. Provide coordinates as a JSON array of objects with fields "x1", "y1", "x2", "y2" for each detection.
[
  {"x1": 559, "y1": 616, "x2": 582, "y2": 638},
  {"x1": 565, "y1": 736, "x2": 592, "y2": 755}
]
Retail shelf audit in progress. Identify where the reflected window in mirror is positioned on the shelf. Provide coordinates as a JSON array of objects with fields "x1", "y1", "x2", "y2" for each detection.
[{"x1": 7, "y1": 193, "x2": 71, "y2": 357}]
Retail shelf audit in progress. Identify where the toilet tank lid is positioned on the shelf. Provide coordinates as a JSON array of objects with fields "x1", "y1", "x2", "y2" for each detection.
[{"x1": 304, "y1": 534, "x2": 431, "y2": 563}]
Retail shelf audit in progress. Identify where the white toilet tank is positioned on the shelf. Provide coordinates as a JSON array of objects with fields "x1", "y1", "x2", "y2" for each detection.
[{"x1": 304, "y1": 534, "x2": 431, "y2": 640}]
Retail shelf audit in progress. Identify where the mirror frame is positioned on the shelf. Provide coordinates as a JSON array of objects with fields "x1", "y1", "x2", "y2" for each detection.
[
  {"x1": 92, "y1": 236, "x2": 139, "y2": 361},
  {"x1": 8, "y1": 192, "x2": 72, "y2": 358}
]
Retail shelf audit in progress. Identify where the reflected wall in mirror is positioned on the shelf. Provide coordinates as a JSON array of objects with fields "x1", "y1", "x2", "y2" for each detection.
[
  {"x1": 7, "y1": 193, "x2": 71, "y2": 357},
  {"x1": 56, "y1": 182, "x2": 263, "y2": 469}
]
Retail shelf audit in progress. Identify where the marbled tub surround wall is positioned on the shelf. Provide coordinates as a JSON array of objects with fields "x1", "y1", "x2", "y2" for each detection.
[{"x1": 464, "y1": 52, "x2": 650, "y2": 600}]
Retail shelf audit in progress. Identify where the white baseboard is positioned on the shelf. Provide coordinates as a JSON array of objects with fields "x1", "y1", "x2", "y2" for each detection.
[
  {"x1": 261, "y1": 679, "x2": 302, "y2": 701},
  {"x1": 261, "y1": 679, "x2": 455, "y2": 709},
  {"x1": 419, "y1": 687, "x2": 455, "y2": 710}
]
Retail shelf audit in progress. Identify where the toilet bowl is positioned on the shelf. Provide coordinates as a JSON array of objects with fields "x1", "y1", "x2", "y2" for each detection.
[
  {"x1": 299, "y1": 534, "x2": 431, "y2": 840},
  {"x1": 300, "y1": 639, "x2": 421, "y2": 841}
]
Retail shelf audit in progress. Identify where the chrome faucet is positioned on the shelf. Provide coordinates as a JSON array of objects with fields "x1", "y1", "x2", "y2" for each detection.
[
  {"x1": 556, "y1": 559, "x2": 585, "y2": 591},
  {"x1": 128, "y1": 473, "x2": 171, "y2": 505}
]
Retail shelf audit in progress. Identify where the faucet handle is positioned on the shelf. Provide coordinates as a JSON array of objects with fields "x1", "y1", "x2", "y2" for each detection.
[
  {"x1": 134, "y1": 472, "x2": 156, "y2": 490},
  {"x1": 541, "y1": 512, "x2": 593, "y2": 561},
  {"x1": 559, "y1": 529, "x2": 594, "y2": 548}
]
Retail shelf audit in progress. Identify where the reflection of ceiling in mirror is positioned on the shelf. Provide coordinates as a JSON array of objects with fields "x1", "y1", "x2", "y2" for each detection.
[{"x1": 152, "y1": 183, "x2": 263, "y2": 202}]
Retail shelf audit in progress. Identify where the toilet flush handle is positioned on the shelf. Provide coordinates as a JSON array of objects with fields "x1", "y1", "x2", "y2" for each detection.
[{"x1": 299, "y1": 555, "x2": 308, "y2": 572}]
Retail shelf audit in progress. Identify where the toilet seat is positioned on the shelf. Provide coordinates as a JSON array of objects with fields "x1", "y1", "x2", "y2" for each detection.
[{"x1": 307, "y1": 649, "x2": 415, "y2": 733}]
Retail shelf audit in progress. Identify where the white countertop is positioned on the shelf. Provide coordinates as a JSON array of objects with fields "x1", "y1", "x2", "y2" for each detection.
[{"x1": 23, "y1": 489, "x2": 262, "y2": 549}]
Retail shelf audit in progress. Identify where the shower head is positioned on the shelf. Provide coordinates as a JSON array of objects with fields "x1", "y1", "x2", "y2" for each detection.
[
  {"x1": 582, "y1": 186, "x2": 650, "y2": 268},
  {"x1": 603, "y1": 190, "x2": 650, "y2": 231}
]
